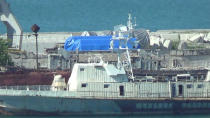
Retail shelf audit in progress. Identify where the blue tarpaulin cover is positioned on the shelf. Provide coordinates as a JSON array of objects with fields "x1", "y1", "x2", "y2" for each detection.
[{"x1": 64, "y1": 36, "x2": 139, "y2": 51}]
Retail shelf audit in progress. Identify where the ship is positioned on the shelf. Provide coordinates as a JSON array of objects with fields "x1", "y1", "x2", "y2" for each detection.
[
  {"x1": 2, "y1": 0, "x2": 210, "y2": 115},
  {"x1": 0, "y1": 30, "x2": 210, "y2": 116}
]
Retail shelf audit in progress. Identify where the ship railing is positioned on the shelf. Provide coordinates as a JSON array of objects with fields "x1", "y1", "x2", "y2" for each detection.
[
  {"x1": 0, "y1": 86, "x2": 170, "y2": 99},
  {"x1": 0, "y1": 85, "x2": 51, "y2": 91},
  {"x1": 1, "y1": 86, "x2": 210, "y2": 99},
  {"x1": 61, "y1": 91, "x2": 210, "y2": 99},
  {"x1": 181, "y1": 91, "x2": 210, "y2": 98},
  {"x1": 0, "y1": 88, "x2": 170, "y2": 99},
  {"x1": 74, "y1": 91, "x2": 171, "y2": 99}
]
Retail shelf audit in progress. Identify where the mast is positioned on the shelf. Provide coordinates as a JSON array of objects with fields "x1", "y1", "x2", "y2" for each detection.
[
  {"x1": 111, "y1": 13, "x2": 136, "y2": 81},
  {"x1": 127, "y1": 13, "x2": 133, "y2": 30},
  {"x1": 127, "y1": 13, "x2": 137, "y2": 31}
]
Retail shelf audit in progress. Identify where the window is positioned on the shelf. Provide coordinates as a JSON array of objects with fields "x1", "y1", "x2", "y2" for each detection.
[
  {"x1": 80, "y1": 68, "x2": 84, "y2": 71},
  {"x1": 197, "y1": 84, "x2": 204, "y2": 88},
  {"x1": 187, "y1": 84, "x2": 193, "y2": 89},
  {"x1": 178, "y1": 85, "x2": 183, "y2": 96},
  {"x1": 104, "y1": 84, "x2": 109, "y2": 88},
  {"x1": 119, "y1": 85, "x2": 124, "y2": 96},
  {"x1": 81, "y1": 83, "x2": 87, "y2": 88}
]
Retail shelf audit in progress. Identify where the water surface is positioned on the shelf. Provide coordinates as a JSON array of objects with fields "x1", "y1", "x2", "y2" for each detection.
[{"x1": 1, "y1": 0, "x2": 210, "y2": 33}]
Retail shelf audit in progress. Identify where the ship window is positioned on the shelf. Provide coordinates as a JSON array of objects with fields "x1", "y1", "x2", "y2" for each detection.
[
  {"x1": 187, "y1": 84, "x2": 193, "y2": 89},
  {"x1": 197, "y1": 84, "x2": 204, "y2": 88},
  {"x1": 80, "y1": 68, "x2": 84, "y2": 71},
  {"x1": 104, "y1": 84, "x2": 110, "y2": 88},
  {"x1": 81, "y1": 83, "x2": 87, "y2": 88},
  {"x1": 178, "y1": 85, "x2": 183, "y2": 96},
  {"x1": 119, "y1": 85, "x2": 124, "y2": 96}
]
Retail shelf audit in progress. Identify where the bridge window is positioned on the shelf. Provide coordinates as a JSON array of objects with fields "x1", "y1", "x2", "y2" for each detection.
[
  {"x1": 81, "y1": 83, "x2": 87, "y2": 88},
  {"x1": 187, "y1": 84, "x2": 193, "y2": 89},
  {"x1": 80, "y1": 68, "x2": 84, "y2": 71},
  {"x1": 197, "y1": 84, "x2": 204, "y2": 88},
  {"x1": 104, "y1": 84, "x2": 110, "y2": 88}
]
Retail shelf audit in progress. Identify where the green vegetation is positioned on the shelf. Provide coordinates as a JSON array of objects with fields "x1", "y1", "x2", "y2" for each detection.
[
  {"x1": 0, "y1": 39, "x2": 13, "y2": 66},
  {"x1": 171, "y1": 40, "x2": 180, "y2": 50}
]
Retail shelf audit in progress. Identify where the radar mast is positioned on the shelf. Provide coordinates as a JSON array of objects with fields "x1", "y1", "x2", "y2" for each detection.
[{"x1": 111, "y1": 13, "x2": 137, "y2": 81}]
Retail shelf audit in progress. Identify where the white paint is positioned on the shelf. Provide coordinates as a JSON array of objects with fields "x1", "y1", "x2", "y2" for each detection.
[
  {"x1": 51, "y1": 75, "x2": 67, "y2": 91},
  {"x1": 67, "y1": 61, "x2": 128, "y2": 91},
  {"x1": 188, "y1": 33, "x2": 204, "y2": 43},
  {"x1": 0, "y1": 0, "x2": 23, "y2": 49},
  {"x1": 205, "y1": 70, "x2": 210, "y2": 82}
]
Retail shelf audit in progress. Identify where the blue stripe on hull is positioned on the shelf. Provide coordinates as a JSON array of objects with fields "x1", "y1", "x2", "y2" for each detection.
[{"x1": 0, "y1": 96, "x2": 210, "y2": 115}]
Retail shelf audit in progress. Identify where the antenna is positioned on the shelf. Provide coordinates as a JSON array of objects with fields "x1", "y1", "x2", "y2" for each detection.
[
  {"x1": 111, "y1": 31, "x2": 135, "y2": 81},
  {"x1": 127, "y1": 13, "x2": 137, "y2": 31},
  {"x1": 127, "y1": 13, "x2": 133, "y2": 30},
  {"x1": 134, "y1": 17, "x2": 137, "y2": 28},
  {"x1": 110, "y1": 13, "x2": 139, "y2": 81}
]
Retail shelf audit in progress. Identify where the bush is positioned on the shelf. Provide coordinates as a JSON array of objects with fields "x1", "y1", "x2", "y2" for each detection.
[
  {"x1": 0, "y1": 39, "x2": 14, "y2": 66},
  {"x1": 171, "y1": 40, "x2": 180, "y2": 50}
]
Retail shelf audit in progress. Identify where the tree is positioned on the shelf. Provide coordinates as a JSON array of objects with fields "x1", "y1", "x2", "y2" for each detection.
[{"x1": 0, "y1": 39, "x2": 13, "y2": 66}]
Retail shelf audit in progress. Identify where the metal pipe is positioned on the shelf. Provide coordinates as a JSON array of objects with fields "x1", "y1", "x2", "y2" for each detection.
[{"x1": 35, "y1": 33, "x2": 39, "y2": 69}]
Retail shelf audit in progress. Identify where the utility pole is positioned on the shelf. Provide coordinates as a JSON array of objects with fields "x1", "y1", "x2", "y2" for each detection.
[{"x1": 31, "y1": 24, "x2": 40, "y2": 70}]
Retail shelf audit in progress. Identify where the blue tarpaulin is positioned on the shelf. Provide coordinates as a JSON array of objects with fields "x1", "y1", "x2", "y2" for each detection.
[{"x1": 64, "y1": 36, "x2": 139, "y2": 51}]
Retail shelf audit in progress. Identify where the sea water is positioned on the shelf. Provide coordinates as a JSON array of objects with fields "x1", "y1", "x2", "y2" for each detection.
[
  {"x1": 1, "y1": 0, "x2": 210, "y2": 33},
  {"x1": 1, "y1": 0, "x2": 210, "y2": 117},
  {"x1": 1, "y1": 115, "x2": 210, "y2": 118}
]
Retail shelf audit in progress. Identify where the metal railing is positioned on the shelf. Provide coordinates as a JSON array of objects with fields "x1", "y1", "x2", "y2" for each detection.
[
  {"x1": 0, "y1": 85, "x2": 210, "y2": 99},
  {"x1": 0, "y1": 85, "x2": 51, "y2": 91}
]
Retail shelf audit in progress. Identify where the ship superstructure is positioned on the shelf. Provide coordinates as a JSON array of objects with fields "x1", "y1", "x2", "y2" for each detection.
[{"x1": 0, "y1": 55, "x2": 210, "y2": 115}]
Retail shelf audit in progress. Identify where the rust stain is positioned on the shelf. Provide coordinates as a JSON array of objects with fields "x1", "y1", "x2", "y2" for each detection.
[{"x1": 0, "y1": 70, "x2": 70, "y2": 86}]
